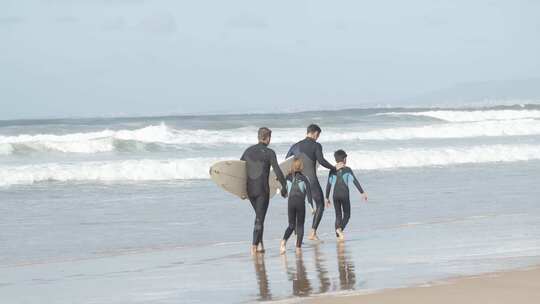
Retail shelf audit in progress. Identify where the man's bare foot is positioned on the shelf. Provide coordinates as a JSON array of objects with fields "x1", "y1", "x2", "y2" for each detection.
[
  {"x1": 295, "y1": 247, "x2": 302, "y2": 255},
  {"x1": 308, "y1": 229, "x2": 320, "y2": 241},
  {"x1": 251, "y1": 245, "x2": 258, "y2": 255},
  {"x1": 336, "y1": 228, "x2": 345, "y2": 242},
  {"x1": 257, "y1": 243, "x2": 265, "y2": 253},
  {"x1": 280, "y1": 240, "x2": 287, "y2": 255}
]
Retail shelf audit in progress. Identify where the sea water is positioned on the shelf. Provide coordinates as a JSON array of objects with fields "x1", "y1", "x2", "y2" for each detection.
[{"x1": 1, "y1": 104, "x2": 540, "y2": 303}]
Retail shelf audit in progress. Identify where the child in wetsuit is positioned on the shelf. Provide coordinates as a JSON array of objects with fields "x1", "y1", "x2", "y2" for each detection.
[
  {"x1": 325, "y1": 149, "x2": 368, "y2": 241},
  {"x1": 280, "y1": 157, "x2": 313, "y2": 254}
]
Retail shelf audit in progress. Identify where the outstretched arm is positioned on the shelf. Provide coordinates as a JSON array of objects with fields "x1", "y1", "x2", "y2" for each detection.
[
  {"x1": 315, "y1": 143, "x2": 335, "y2": 170},
  {"x1": 349, "y1": 169, "x2": 367, "y2": 202}
]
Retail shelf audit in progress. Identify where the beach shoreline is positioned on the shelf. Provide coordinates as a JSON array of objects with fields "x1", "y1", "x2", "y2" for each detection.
[{"x1": 299, "y1": 265, "x2": 540, "y2": 304}]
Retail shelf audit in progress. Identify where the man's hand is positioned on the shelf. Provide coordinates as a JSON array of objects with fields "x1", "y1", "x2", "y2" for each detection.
[
  {"x1": 361, "y1": 192, "x2": 368, "y2": 202},
  {"x1": 325, "y1": 199, "x2": 331, "y2": 208},
  {"x1": 281, "y1": 187, "x2": 288, "y2": 198},
  {"x1": 336, "y1": 162, "x2": 344, "y2": 170}
]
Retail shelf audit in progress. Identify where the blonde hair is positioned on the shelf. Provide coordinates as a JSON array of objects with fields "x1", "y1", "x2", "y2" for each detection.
[{"x1": 289, "y1": 157, "x2": 304, "y2": 175}]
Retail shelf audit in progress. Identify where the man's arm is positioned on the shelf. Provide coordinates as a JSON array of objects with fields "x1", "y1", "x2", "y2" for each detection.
[
  {"x1": 315, "y1": 143, "x2": 335, "y2": 170},
  {"x1": 270, "y1": 150, "x2": 287, "y2": 190},
  {"x1": 325, "y1": 170, "x2": 335, "y2": 199}
]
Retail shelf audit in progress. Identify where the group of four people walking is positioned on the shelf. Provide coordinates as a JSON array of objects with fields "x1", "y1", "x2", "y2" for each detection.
[{"x1": 241, "y1": 124, "x2": 367, "y2": 255}]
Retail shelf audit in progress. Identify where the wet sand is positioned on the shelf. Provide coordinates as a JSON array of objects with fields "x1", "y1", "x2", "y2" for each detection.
[{"x1": 304, "y1": 266, "x2": 540, "y2": 304}]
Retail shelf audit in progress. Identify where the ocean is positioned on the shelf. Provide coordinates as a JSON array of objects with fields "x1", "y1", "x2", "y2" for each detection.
[{"x1": 1, "y1": 104, "x2": 540, "y2": 303}]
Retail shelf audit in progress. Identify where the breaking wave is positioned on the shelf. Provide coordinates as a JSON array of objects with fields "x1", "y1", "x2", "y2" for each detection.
[
  {"x1": 2, "y1": 118, "x2": 540, "y2": 155},
  {"x1": 2, "y1": 144, "x2": 539, "y2": 186}
]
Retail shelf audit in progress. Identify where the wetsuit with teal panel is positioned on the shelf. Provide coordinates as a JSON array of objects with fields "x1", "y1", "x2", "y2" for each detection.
[
  {"x1": 283, "y1": 172, "x2": 313, "y2": 247},
  {"x1": 286, "y1": 138, "x2": 335, "y2": 230},
  {"x1": 325, "y1": 167, "x2": 364, "y2": 232}
]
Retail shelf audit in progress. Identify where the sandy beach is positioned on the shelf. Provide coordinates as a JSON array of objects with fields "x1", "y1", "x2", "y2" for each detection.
[{"x1": 305, "y1": 266, "x2": 540, "y2": 304}]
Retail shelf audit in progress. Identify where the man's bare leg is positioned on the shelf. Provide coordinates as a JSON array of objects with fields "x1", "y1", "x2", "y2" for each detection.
[
  {"x1": 251, "y1": 245, "x2": 258, "y2": 256},
  {"x1": 280, "y1": 240, "x2": 287, "y2": 255}
]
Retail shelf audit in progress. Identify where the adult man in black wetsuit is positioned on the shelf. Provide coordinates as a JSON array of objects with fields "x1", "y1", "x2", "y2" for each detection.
[
  {"x1": 286, "y1": 124, "x2": 342, "y2": 241},
  {"x1": 241, "y1": 127, "x2": 287, "y2": 255}
]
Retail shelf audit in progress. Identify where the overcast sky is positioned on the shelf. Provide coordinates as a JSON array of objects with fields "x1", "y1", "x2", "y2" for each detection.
[{"x1": 1, "y1": 0, "x2": 539, "y2": 119}]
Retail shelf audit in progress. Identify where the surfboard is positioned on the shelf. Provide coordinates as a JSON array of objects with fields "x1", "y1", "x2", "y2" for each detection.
[
  {"x1": 268, "y1": 156, "x2": 295, "y2": 194},
  {"x1": 209, "y1": 157, "x2": 296, "y2": 200},
  {"x1": 209, "y1": 160, "x2": 249, "y2": 199},
  {"x1": 269, "y1": 157, "x2": 319, "y2": 196}
]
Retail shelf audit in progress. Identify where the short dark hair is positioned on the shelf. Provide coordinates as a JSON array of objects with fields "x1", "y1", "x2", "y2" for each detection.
[
  {"x1": 258, "y1": 127, "x2": 272, "y2": 142},
  {"x1": 334, "y1": 149, "x2": 347, "y2": 162},
  {"x1": 307, "y1": 124, "x2": 321, "y2": 135}
]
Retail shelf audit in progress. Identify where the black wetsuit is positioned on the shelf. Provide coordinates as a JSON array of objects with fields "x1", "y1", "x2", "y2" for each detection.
[
  {"x1": 286, "y1": 137, "x2": 335, "y2": 230},
  {"x1": 241, "y1": 143, "x2": 287, "y2": 246},
  {"x1": 282, "y1": 172, "x2": 313, "y2": 248},
  {"x1": 325, "y1": 167, "x2": 364, "y2": 232}
]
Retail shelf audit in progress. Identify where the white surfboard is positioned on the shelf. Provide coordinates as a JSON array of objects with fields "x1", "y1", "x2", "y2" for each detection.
[
  {"x1": 209, "y1": 157, "x2": 296, "y2": 200},
  {"x1": 268, "y1": 156, "x2": 296, "y2": 194}
]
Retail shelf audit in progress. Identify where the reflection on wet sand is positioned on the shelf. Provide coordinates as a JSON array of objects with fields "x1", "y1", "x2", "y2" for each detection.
[
  {"x1": 313, "y1": 244, "x2": 331, "y2": 293},
  {"x1": 282, "y1": 253, "x2": 313, "y2": 296},
  {"x1": 252, "y1": 254, "x2": 271, "y2": 301},
  {"x1": 337, "y1": 242, "x2": 356, "y2": 290},
  {"x1": 252, "y1": 243, "x2": 358, "y2": 300}
]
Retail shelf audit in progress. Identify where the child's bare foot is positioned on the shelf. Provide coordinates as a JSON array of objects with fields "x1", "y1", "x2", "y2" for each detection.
[
  {"x1": 257, "y1": 243, "x2": 265, "y2": 253},
  {"x1": 250, "y1": 245, "x2": 258, "y2": 255},
  {"x1": 336, "y1": 228, "x2": 345, "y2": 241},
  {"x1": 295, "y1": 247, "x2": 302, "y2": 255},
  {"x1": 280, "y1": 240, "x2": 287, "y2": 255},
  {"x1": 308, "y1": 229, "x2": 320, "y2": 241}
]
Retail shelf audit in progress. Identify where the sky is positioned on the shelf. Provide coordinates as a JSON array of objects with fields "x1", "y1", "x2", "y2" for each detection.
[{"x1": 1, "y1": 0, "x2": 540, "y2": 119}]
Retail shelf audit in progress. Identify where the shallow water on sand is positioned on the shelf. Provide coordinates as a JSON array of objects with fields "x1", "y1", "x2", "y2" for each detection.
[{"x1": 1, "y1": 161, "x2": 540, "y2": 303}]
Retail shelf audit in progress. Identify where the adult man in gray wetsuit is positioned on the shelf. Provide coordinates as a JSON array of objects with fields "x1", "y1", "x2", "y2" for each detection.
[{"x1": 286, "y1": 124, "x2": 342, "y2": 241}]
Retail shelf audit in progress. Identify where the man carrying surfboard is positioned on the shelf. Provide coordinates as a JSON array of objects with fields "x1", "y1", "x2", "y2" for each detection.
[
  {"x1": 286, "y1": 124, "x2": 342, "y2": 241},
  {"x1": 241, "y1": 127, "x2": 288, "y2": 255}
]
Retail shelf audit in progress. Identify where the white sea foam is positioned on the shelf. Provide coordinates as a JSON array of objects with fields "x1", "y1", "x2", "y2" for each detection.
[
  {"x1": 326, "y1": 119, "x2": 540, "y2": 141},
  {"x1": 0, "y1": 158, "x2": 226, "y2": 186},
  {"x1": 344, "y1": 144, "x2": 540, "y2": 170},
  {"x1": 2, "y1": 118, "x2": 540, "y2": 155},
  {"x1": 380, "y1": 109, "x2": 540, "y2": 122},
  {"x1": 2, "y1": 144, "x2": 539, "y2": 186},
  {"x1": 0, "y1": 143, "x2": 14, "y2": 155},
  {"x1": 0, "y1": 125, "x2": 168, "y2": 153}
]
